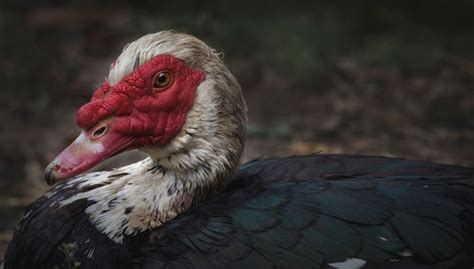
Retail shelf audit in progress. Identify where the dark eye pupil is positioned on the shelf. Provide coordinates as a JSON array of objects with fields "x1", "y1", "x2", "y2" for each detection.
[{"x1": 158, "y1": 74, "x2": 167, "y2": 83}]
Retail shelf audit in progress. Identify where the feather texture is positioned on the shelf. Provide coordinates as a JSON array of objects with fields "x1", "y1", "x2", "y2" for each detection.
[
  {"x1": 5, "y1": 155, "x2": 474, "y2": 268},
  {"x1": 129, "y1": 155, "x2": 474, "y2": 268}
]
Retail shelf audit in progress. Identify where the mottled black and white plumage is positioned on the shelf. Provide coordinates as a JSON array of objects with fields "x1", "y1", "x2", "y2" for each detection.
[
  {"x1": 4, "y1": 31, "x2": 474, "y2": 269},
  {"x1": 6, "y1": 155, "x2": 474, "y2": 268}
]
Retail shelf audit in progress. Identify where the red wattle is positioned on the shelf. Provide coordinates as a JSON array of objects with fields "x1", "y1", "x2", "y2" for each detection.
[{"x1": 75, "y1": 54, "x2": 206, "y2": 145}]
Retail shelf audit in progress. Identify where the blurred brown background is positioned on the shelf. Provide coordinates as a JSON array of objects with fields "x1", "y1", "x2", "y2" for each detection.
[{"x1": 1, "y1": 0, "x2": 473, "y2": 259}]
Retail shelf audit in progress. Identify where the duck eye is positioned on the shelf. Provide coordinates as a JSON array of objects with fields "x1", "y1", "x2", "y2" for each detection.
[{"x1": 153, "y1": 71, "x2": 173, "y2": 90}]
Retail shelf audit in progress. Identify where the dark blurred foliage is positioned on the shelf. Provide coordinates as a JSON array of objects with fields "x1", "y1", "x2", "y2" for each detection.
[{"x1": 0, "y1": 0, "x2": 473, "y2": 257}]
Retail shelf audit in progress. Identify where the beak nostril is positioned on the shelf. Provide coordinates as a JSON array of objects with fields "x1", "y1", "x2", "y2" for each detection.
[{"x1": 93, "y1": 126, "x2": 107, "y2": 138}]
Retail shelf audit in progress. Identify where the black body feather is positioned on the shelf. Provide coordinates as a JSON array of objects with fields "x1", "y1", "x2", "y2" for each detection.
[{"x1": 5, "y1": 155, "x2": 474, "y2": 268}]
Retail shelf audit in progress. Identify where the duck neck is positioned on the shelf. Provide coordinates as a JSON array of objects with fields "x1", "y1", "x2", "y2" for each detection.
[
  {"x1": 138, "y1": 81, "x2": 246, "y2": 220},
  {"x1": 138, "y1": 75, "x2": 247, "y2": 221},
  {"x1": 63, "y1": 136, "x2": 240, "y2": 244}
]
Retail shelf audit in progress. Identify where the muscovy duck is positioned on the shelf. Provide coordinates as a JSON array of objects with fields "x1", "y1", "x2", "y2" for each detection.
[{"x1": 4, "y1": 31, "x2": 474, "y2": 269}]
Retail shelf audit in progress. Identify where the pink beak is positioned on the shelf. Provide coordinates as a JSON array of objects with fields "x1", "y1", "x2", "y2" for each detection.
[{"x1": 44, "y1": 128, "x2": 134, "y2": 185}]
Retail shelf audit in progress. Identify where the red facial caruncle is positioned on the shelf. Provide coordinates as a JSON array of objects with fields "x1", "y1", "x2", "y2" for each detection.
[{"x1": 44, "y1": 54, "x2": 206, "y2": 184}]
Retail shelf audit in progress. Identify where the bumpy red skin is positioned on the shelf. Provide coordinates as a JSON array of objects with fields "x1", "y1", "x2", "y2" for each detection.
[
  {"x1": 44, "y1": 55, "x2": 206, "y2": 184},
  {"x1": 77, "y1": 54, "x2": 205, "y2": 147}
]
